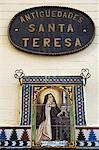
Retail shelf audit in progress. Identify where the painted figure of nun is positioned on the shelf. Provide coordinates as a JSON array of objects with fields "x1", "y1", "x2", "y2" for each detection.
[{"x1": 35, "y1": 93, "x2": 61, "y2": 144}]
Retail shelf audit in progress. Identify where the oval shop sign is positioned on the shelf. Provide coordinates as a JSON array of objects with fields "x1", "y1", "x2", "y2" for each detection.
[{"x1": 8, "y1": 6, "x2": 95, "y2": 55}]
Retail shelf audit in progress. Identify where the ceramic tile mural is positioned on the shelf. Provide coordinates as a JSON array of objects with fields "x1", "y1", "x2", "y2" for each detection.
[
  {"x1": 21, "y1": 76, "x2": 85, "y2": 126},
  {"x1": 0, "y1": 76, "x2": 99, "y2": 149}
]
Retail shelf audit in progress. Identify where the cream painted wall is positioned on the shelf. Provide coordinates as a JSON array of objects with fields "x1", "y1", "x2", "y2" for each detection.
[{"x1": 0, "y1": 0, "x2": 99, "y2": 126}]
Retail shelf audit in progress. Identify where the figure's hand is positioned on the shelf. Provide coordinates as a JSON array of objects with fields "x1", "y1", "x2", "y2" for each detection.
[{"x1": 51, "y1": 101, "x2": 56, "y2": 107}]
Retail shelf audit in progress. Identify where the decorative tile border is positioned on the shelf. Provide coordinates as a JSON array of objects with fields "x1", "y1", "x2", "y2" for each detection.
[
  {"x1": 22, "y1": 76, "x2": 83, "y2": 85},
  {"x1": 21, "y1": 84, "x2": 32, "y2": 125},
  {"x1": 21, "y1": 76, "x2": 85, "y2": 126},
  {"x1": 76, "y1": 127, "x2": 99, "y2": 148},
  {"x1": 75, "y1": 85, "x2": 85, "y2": 126},
  {"x1": 0, "y1": 127, "x2": 31, "y2": 148},
  {"x1": 0, "y1": 126, "x2": 99, "y2": 148}
]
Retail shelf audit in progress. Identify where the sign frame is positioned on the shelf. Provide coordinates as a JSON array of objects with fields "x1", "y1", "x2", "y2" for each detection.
[{"x1": 8, "y1": 6, "x2": 95, "y2": 55}]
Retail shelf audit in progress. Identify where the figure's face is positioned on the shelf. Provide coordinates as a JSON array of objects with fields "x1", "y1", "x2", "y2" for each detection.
[{"x1": 48, "y1": 94, "x2": 54, "y2": 104}]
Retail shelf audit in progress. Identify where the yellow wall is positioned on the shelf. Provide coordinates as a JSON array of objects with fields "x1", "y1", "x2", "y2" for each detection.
[{"x1": 0, "y1": 0, "x2": 99, "y2": 126}]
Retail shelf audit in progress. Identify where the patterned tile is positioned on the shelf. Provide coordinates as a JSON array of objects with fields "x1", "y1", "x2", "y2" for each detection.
[
  {"x1": 21, "y1": 76, "x2": 85, "y2": 126},
  {"x1": 0, "y1": 127, "x2": 31, "y2": 148},
  {"x1": 76, "y1": 127, "x2": 99, "y2": 148},
  {"x1": 22, "y1": 76, "x2": 83, "y2": 84},
  {"x1": 0, "y1": 127, "x2": 99, "y2": 148}
]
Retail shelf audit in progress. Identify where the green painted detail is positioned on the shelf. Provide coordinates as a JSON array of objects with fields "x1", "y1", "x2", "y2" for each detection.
[
  {"x1": 69, "y1": 100, "x2": 75, "y2": 145},
  {"x1": 31, "y1": 101, "x2": 36, "y2": 142},
  {"x1": 77, "y1": 129, "x2": 85, "y2": 141},
  {"x1": 10, "y1": 129, "x2": 18, "y2": 141}
]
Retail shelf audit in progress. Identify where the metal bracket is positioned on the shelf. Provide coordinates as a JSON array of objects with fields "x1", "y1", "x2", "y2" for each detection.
[
  {"x1": 80, "y1": 68, "x2": 91, "y2": 86},
  {"x1": 14, "y1": 69, "x2": 25, "y2": 85}
]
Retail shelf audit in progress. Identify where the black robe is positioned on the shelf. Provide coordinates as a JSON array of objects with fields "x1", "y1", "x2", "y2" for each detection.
[{"x1": 50, "y1": 105, "x2": 61, "y2": 140}]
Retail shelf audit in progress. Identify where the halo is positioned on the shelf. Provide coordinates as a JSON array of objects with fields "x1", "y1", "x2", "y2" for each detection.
[{"x1": 39, "y1": 87, "x2": 62, "y2": 104}]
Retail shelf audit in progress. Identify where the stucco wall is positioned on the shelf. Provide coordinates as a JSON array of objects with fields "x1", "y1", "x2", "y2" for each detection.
[{"x1": 0, "y1": 0, "x2": 99, "y2": 126}]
